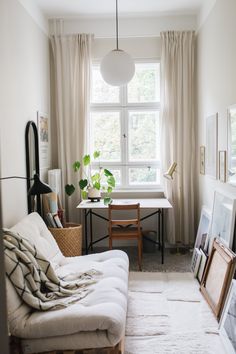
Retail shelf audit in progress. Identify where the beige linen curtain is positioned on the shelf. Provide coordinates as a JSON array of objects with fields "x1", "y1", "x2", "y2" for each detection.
[
  {"x1": 50, "y1": 34, "x2": 92, "y2": 222},
  {"x1": 160, "y1": 31, "x2": 195, "y2": 245}
]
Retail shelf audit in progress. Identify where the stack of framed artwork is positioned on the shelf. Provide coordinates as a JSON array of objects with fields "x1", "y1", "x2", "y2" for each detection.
[{"x1": 191, "y1": 206, "x2": 211, "y2": 282}]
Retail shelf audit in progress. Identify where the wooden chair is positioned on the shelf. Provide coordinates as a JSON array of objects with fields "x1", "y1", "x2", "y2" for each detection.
[{"x1": 108, "y1": 203, "x2": 142, "y2": 271}]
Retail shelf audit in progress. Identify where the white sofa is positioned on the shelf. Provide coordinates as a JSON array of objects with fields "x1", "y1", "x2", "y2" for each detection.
[{"x1": 6, "y1": 212, "x2": 129, "y2": 354}]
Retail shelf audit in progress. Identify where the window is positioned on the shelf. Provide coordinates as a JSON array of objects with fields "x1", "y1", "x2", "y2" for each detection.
[{"x1": 90, "y1": 61, "x2": 160, "y2": 189}]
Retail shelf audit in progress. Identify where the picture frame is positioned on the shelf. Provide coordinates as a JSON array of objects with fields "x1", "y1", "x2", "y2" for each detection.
[
  {"x1": 200, "y1": 146, "x2": 205, "y2": 175},
  {"x1": 209, "y1": 190, "x2": 236, "y2": 249},
  {"x1": 200, "y1": 239, "x2": 236, "y2": 320},
  {"x1": 228, "y1": 104, "x2": 236, "y2": 185},
  {"x1": 219, "y1": 150, "x2": 226, "y2": 183},
  {"x1": 219, "y1": 279, "x2": 236, "y2": 353},
  {"x1": 205, "y1": 113, "x2": 218, "y2": 179},
  {"x1": 192, "y1": 206, "x2": 211, "y2": 253},
  {"x1": 197, "y1": 249, "x2": 208, "y2": 283},
  {"x1": 191, "y1": 247, "x2": 202, "y2": 277},
  {"x1": 37, "y1": 111, "x2": 49, "y2": 169}
]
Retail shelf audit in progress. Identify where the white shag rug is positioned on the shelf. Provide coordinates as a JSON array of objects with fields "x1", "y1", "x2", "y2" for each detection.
[{"x1": 125, "y1": 272, "x2": 227, "y2": 354}]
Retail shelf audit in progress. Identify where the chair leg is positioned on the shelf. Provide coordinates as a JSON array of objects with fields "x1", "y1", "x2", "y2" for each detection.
[
  {"x1": 109, "y1": 236, "x2": 113, "y2": 250},
  {"x1": 138, "y1": 237, "x2": 142, "y2": 271}
]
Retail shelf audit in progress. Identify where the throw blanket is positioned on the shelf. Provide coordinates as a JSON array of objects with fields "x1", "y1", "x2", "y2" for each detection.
[{"x1": 3, "y1": 229, "x2": 100, "y2": 311}]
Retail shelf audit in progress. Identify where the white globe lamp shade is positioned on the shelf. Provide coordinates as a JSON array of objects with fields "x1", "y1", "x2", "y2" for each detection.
[{"x1": 100, "y1": 49, "x2": 135, "y2": 86}]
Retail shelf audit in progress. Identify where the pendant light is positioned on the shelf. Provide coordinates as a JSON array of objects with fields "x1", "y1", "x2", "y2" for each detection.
[{"x1": 100, "y1": 0, "x2": 135, "y2": 86}]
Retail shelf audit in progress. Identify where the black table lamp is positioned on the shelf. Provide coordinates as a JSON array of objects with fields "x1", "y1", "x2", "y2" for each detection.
[{"x1": 0, "y1": 173, "x2": 52, "y2": 215}]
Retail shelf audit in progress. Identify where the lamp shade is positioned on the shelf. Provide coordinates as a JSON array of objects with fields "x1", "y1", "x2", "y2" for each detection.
[
  {"x1": 163, "y1": 162, "x2": 177, "y2": 180},
  {"x1": 100, "y1": 49, "x2": 135, "y2": 86},
  {"x1": 28, "y1": 174, "x2": 52, "y2": 196}
]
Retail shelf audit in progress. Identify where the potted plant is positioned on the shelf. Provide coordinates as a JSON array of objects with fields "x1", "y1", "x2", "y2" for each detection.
[{"x1": 65, "y1": 151, "x2": 115, "y2": 205}]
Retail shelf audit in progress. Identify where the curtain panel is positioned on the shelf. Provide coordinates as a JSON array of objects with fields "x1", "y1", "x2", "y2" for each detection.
[
  {"x1": 160, "y1": 31, "x2": 196, "y2": 245},
  {"x1": 50, "y1": 34, "x2": 93, "y2": 222}
]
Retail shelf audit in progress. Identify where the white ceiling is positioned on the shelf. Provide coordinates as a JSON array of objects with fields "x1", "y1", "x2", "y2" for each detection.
[{"x1": 33, "y1": 0, "x2": 205, "y2": 19}]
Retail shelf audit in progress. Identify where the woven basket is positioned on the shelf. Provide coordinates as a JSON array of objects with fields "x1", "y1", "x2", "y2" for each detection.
[{"x1": 49, "y1": 223, "x2": 82, "y2": 257}]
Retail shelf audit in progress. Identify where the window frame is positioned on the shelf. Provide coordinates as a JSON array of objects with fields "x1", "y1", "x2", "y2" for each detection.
[{"x1": 90, "y1": 59, "x2": 161, "y2": 190}]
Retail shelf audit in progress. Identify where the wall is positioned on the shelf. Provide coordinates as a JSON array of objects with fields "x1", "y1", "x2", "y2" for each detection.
[
  {"x1": 197, "y1": 0, "x2": 236, "y2": 215},
  {"x1": 0, "y1": 0, "x2": 50, "y2": 228}
]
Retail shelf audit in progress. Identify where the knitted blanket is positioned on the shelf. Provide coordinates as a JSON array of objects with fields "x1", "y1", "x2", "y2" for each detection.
[{"x1": 3, "y1": 229, "x2": 100, "y2": 311}]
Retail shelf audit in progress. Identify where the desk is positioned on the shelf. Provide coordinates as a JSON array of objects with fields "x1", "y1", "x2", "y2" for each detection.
[{"x1": 77, "y1": 198, "x2": 172, "y2": 264}]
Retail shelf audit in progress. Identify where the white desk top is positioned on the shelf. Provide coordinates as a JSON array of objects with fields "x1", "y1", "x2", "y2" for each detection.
[{"x1": 77, "y1": 198, "x2": 172, "y2": 209}]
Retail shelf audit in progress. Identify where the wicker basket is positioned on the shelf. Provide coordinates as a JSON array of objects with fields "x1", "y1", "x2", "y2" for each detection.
[{"x1": 49, "y1": 223, "x2": 82, "y2": 257}]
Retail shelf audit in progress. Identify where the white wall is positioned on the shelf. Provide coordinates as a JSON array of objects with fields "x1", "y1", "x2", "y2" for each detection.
[
  {"x1": 49, "y1": 15, "x2": 196, "y2": 38},
  {"x1": 0, "y1": 0, "x2": 50, "y2": 228},
  {"x1": 197, "y1": 0, "x2": 236, "y2": 214}
]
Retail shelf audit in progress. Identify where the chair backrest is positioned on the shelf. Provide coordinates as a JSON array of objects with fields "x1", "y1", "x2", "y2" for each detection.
[{"x1": 108, "y1": 203, "x2": 141, "y2": 228}]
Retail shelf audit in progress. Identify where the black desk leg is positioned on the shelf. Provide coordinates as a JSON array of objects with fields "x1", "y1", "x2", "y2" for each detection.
[
  {"x1": 90, "y1": 210, "x2": 93, "y2": 251},
  {"x1": 158, "y1": 209, "x2": 161, "y2": 250},
  {"x1": 161, "y1": 208, "x2": 164, "y2": 264},
  {"x1": 84, "y1": 209, "x2": 88, "y2": 254}
]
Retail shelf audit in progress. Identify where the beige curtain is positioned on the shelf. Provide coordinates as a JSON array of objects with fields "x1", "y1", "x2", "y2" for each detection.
[
  {"x1": 50, "y1": 34, "x2": 93, "y2": 222},
  {"x1": 160, "y1": 31, "x2": 195, "y2": 245}
]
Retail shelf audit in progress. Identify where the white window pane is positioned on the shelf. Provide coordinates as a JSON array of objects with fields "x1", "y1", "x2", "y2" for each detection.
[
  {"x1": 128, "y1": 111, "x2": 160, "y2": 161},
  {"x1": 129, "y1": 167, "x2": 160, "y2": 185},
  {"x1": 92, "y1": 168, "x2": 121, "y2": 186},
  {"x1": 128, "y1": 63, "x2": 160, "y2": 103},
  {"x1": 91, "y1": 66, "x2": 120, "y2": 104},
  {"x1": 91, "y1": 112, "x2": 121, "y2": 161}
]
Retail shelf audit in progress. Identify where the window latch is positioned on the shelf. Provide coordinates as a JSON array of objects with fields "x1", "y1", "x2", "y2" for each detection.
[{"x1": 123, "y1": 134, "x2": 127, "y2": 138}]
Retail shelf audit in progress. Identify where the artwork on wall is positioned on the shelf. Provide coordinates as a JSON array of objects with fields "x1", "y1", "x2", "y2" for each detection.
[
  {"x1": 200, "y1": 239, "x2": 236, "y2": 320},
  {"x1": 209, "y1": 190, "x2": 236, "y2": 250},
  {"x1": 219, "y1": 280, "x2": 236, "y2": 353},
  {"x1": 205, "y1": 113, "x2": 218, "y2": 179},
  {"x1": 219, "y1": 150, "x2": 226, "y2": 182},
  {"x1": 200, "y1": 146, "x2": 205, "y2": 175},
  {"x1": 37, "y1": 111, "x2": 49, "y2": 169},
  {"x1": 228, "y1": 104, "x2": 236, "y2": 185}
]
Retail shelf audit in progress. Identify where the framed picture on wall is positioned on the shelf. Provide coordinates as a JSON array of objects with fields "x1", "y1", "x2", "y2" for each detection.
[
  {"x1": 228, "y1": 104, "x2": 236, "y2": 185},
  {"x1": 37, "y1": 111, "x2": 49, "y2": 169},
  {"x1": 200, "y1": 146, "x2": 205, "y2": 175},
  {"x1": 219, "y1": 150, "x2": 226, "y2": 182},
  {"x1": 205, "y1": 113, "x2": 218, "y2": 179}
]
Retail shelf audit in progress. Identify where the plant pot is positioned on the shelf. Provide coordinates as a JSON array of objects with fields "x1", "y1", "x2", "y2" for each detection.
[{"x1": 88, "y1": 187, "x2": 101, "y2": 202}]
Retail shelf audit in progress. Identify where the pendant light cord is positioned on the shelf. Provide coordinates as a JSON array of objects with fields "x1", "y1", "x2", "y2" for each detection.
[{"x1": 116, "y1": 0, "x2": 119, "y2": 50}]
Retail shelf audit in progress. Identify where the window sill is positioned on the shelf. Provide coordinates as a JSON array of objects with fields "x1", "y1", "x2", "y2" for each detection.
[{"x1": 109, "y1": 188, "x2": 165, "y2": 198}]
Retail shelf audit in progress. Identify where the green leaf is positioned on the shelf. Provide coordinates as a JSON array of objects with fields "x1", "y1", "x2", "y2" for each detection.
[
  {"x1": 81, "y1": 190, "x2": 87, "y2": 200},
  {"x1": 94, "y1": 181, "x2": 100, "y2": 190},
  {"x1": 83, "y1": 155, "x2": 90, "y2": 166},
  {"x1": 107, "y1": 186, "x2": 112, "y2": 194},
  {"x1": 73, "y1": 161, "x2": 81, "y2": 172},
  {"x1": 93, "y1": 151, "x2": 100, "y2": 159},
  {"x1": 104, "y1": 197, "x2": 112, "y2": 205},
  {"x1": 104, "y1": 169, "x2": 113, "y2": 177},
  {"x1": 79, "y1": 179, "x2": 88, "y2": 190},
  {"x1": 65, "y1": 184, "x2": 75, "y2": 196},
  {"x1": 107, "y1": 176, "x2": 115, "y2": 188},
  {"x1": 91, "y1": 173, "x2": 100, "y2": 183}
]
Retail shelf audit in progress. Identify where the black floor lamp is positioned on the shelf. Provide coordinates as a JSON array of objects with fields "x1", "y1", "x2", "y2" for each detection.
[{"x1": 0, "y1": 173, "x2": 52, "y2": 216}]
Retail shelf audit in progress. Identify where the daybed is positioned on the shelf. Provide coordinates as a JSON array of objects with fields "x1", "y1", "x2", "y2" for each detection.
[{"x1": 6, "y1": 212, "x2": 129, "y2": 354}]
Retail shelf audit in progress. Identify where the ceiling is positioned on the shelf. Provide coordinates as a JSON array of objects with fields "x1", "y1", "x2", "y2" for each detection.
[{"x1": 33, "y1": 0, "x2": 205, "y2": 18}]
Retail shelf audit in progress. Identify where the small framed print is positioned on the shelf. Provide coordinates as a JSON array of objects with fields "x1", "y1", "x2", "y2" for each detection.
[
  {"x1": 200, "y1": 146, "x2": 205, "y2": 175},
  {"x1": 37, "y1": 111, "x2": 49, "y2": 169},
  {"x1": 219, "y1": 150, "x2": 226, "y2": 182}
]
